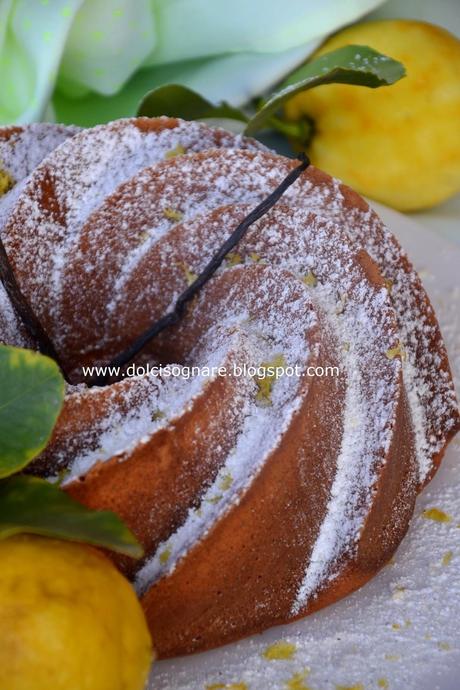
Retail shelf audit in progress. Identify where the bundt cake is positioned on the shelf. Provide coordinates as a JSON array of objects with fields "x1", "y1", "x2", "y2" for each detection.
[
  {"x1": 0, "y1": 117, "x2": 458, "y2": 658},
  {"x1": 0, "y1": 124, "x2": 78, "y2": 346}
]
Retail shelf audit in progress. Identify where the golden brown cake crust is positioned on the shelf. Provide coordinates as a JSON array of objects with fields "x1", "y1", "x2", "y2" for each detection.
[{"x1": 0, "y1": 118, "x2": 458, "y2": 658}]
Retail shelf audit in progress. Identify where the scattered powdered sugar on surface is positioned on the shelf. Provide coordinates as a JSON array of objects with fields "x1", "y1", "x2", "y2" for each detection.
[{"x1": 152, "y1": 471, "x2": 460, "y2": 690}]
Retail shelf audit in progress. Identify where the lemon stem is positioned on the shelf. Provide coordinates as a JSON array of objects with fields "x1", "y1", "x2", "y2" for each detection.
[{"x1": 268, "y1": 114, "x2": 315, "y2": 148}]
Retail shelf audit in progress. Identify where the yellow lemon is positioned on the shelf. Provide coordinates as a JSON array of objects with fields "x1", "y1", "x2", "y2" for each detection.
[
  {"x1": 284, "y1": 20, "x2": 460, "y2": 211},
  {"x1": 0, "y1": 535, "x2": 153, "y2": 690}
]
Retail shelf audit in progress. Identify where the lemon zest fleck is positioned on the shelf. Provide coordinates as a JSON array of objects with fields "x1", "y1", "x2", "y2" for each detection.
[
  {"x1": 165, "y1": 144, "x2": 186, "y2": 158},
  {"x1": 178, "y1": 262, "x2": 198, "y2": 286},
  {"x1": 422, "y1": 507, "x2": 452, "y2": 523},
  {"x1": 159, "y1": 547, "x2": 171, "y2": 565},
  {"x1": 226, "y1": 252, "x2": 243, "y2": 266},
  {"x1": 384, "y1": 278, "x2": 393, "y2": 295},
  {"x1": 285, "y1": 670, "x2": 311, "y2": 690},
  {"x1": 137, "y1": 230, "x2": 150, "y2": 243},
  {"x1": 385, "y1": 341, "x2": 406, "y2": 361},
  {"x1": 206, "y1": 495, "x2": 222, "y2": 505},
  {"x1": 0, "y1": 167, "x2": 14, "y2": 196},
  {"x1": 442, "y1": 550, "x2": 453, "y2": 566},
  {"x1": 263, "y1": 640, "x2": 296, "y2": 660},
  {"x1": 151, "y1": 410, "x2": 165, "y2": 422},
  {"x1": 218, "y1": 474, "x2": 233, "y2": 491},
  {"x1": 302, "y1": 270, "x2": 317, "y2": 288},
  {"x1": 255, "y1": 354, "x2": 287, "y2": 407},
  {"x1": 163, "y1": 207, "x2": 183, "y2": 222}
]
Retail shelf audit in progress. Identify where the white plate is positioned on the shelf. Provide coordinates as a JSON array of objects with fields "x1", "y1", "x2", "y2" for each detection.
[{"x1": 149, "y1": 204, "x2": 460, "y2": 690}]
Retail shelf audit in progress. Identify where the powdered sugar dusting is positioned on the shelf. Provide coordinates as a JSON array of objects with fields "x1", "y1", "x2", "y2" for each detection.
[
  {"x1": 0, "y1": 281, "x2": 31, "y2": 347},
  {"x1": 0, "y1": 123, "x2": 79, "y2": 344},
  {"x1": 135, "y1": 290, "x2": 313, "y2": 593},
  {"x1": 345, "y1": 205, "x2": 456, "y2": 482},
  {"x1": 1, "y1": 118, "x2": 264, "y2": 336},
  {"x1": 65, "y1": 198, "x2": 400, "y2": 599},
  {"x1": 149, "y1": 219, "x2": 460, "y2": 690},
  {"x1": 56, "y1": 145, "x2": 458, "y2": 490},
  {"x1": 1, "y1": 120, "x2": 457, "y2": 641},
  {"x1": 0, "y1": 124, "x2": 79, "y2": 188}
]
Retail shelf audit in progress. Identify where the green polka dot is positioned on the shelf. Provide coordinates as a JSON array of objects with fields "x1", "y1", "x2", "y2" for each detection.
[
  {"x1": 92, "y1": 30, "x2": 104, "y2": 42},
  {"x1": 43, "y1": 31, "x2": 53, "y2": 43},
  {"x1": 61, "y1": 6, "x2": 72, "y2": 18},
  {"x1": 113, "y1": 8, "x2": 124, "y2": 18}
]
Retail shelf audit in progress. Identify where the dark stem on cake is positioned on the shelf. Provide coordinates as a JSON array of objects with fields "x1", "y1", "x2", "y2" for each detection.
[
  {"x1": 88, "y1": 153, "x2": 310, "y2": 387},
  {"x1": 0, "y1": 237, "x2": 70, "y2": 380}
]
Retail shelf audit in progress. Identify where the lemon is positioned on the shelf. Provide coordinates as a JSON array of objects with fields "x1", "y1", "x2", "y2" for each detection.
[
  {"x1": 0, "y1": 535, "x2": 153, "y2": 690},
  {"x1": 284, "y1": 20, "x2": 460, "y2": 211}
]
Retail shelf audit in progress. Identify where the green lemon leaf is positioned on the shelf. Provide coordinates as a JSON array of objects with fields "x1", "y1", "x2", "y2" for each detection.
[
  {"x1": 244, "y1": 44, "x2": 405, "y2": 135},
  {"x1": 0, "y1": 475, "x2": 143, "y2": 558},
  {"x1": 0, "y1": 346, "x2": 65, "y2": 478},
  {"x1": 137, "y1": 83, "x2": 248, "y2": 126}
]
